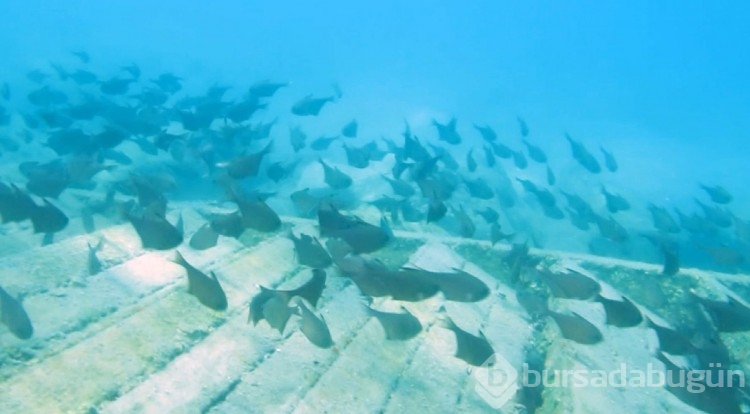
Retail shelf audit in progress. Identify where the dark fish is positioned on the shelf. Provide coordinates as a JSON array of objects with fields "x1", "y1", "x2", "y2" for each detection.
[
  {"x1": 71, "y1": 50, "x2": 90, "y2": 63},
  {"x1": 537, "y1": 269, "x2": 600, "y2": 300},
  {"x1": 463, "y1": 177, "x2": 494, "y2": 200},
  {"x1": 522, "y1": 139, "x2": 547, "y2": 163},
  {"x1": 594, "y1": 214, "x2": 628, "y2": 242},
  {"x1": 326, "y1": 221, "x2": 390, "y2": 254},
  {"x1": 426, "y1": 193, "x2": 447, "y2": 223},
  {"x1": 483, "y1": 144, "x2": 496, "y2": 167},
  {"x1": 28, "y1": 85, "x2": 67, "y2": 106},
  {"x1": 490, "y1": 141, "x2": 513, "y2": 159},
  {"x1": 428, "y1": 144, "x2": 459, "y2": 170},
  {"x1": 231, "y1": 190, "x2": 281, "y2": 232},
  {"x1": 121, "y1": 63, "x2": 141, "y2": 79},
  {"x1": 548, "y1": 311, "x2": 603, "y2": 345},
  {"x1": 248, "y1": 80, "x2": 288, "y2": 98},
  {"x1": 0, "y1": 182, "x2": 36, "y2": 223},
  {"x1": 225, "y1": 98, "x2": 266, "y2": 123},
  {"x1": 517, "y1": 117, "x2": 529, "y2": 137},
  {"x1": 382, "y1": 175, "x2": 415, "y2": 197},
  {"x1": 122, "y1": 203, "x2": 183, "y2": 250},
  {"x1": 432, "y1": 117, "x2": 461, "y2": 145},
  {"x1": 565, "y1": 133, "x2": 601, "y2": 174},
  {"x1": 647, "y1": 204, "x2": 680, "y2": 233},
  {"x1": 490, "y1": 223, "x2": 514, "y2": 246},
  {"x1": 289, "y1": 232, "x2": 332, "y2": 268},
  {"x1": 452, "y1": 205, "x2": 476, "y2": 238},
  {"x1": 440, "y1": 315, "x2": 494, "y2": 366},
  {"x1": 601, "y1": 187, "x2": 630, "y2": 213},
  {"x1": 87, "y1": 239, "x2": 103, "y2": 275},
  {"x1": 319, "y1": 159, "x2": 352, "y2": 189},
  {"x1": 695, "y1": 294, "x2": 750, "y2": 332},
  {"x1": 546, "y1": 165, "x2": 556, "y2": 186},
  {"x1": 96, "y1": 126, "x2": 128, "y2": 149},
  {"x1": 172, "y1": 251, "x2": 227, "y2": 311},
  {"x1": 473, "y1": 124, "x2": 497, "y2": 142},
  {"x1": 366, "y1": 306, "x2": 422, "y2": 340},
  {"x1": 152, "y1": 73, "x2": 182, "y2": 94},
  {"x1": 697, "y1": 243, "x2": 745, "y2": 268},
  {"x1": 343, "y1": 144, "x2": 369, "y2": 169},
  {"x1": 600, "y1": 146, "x2": 618, "y2": 172},
  {"x1": 595, "y1": 295, "x2": 642, "y2": 328},
  {"x1": 0, "y1": 286, "x2": 34, "y2": 340},
  {"x1": 224, "y1": 141, "x2": 272, "y2": 179},
  {"x1": 289, "y1": 125, "x2": 307, "y2": 152},
  {"x1": 262, "y1": 294, "x2": 294, "y2": 333},
  {"x1": 290, "y1": 188, "x2": 319, "y2": 217},
  {"x1": 296, "y1": 299, "x2": 333, "y2": 348},
  {"x1": 209, "y1": 211, "x2": 245, "y2": 238},
  {"x1": 291, "y1": 94, "x2": 335, "y2": 116},
  {"x1": 511, "y1": 150, "x2": 528, "y2": 169},
  {"x1": 561, "y1": 191, "x2": 595, "y2": 221},
  {"x1": 466, "y1": 148, "x2": 477, "y2": 172},
  {"x1": 266, "y1": 161, "x2": 298, "y2": 183},
  {"x1": 100, "y1": 77, "x2": 133, "y2": 95},
  {"x1": 700, "y1": 184, "x2": 732, "y2": 204},
  {"x1": 310, "y1": 135, "x2": 338, "y2": 151},
  {"x1": 407, "y1": 267, "x2": 490, "y2": 302},
  {"x1": 694, "y1": 199, "x2": 732, "y2": 228},
  {"x1": 30, "y1": 198, "x2": 69, "y2": 234},
  {"x1": 475, "y1": 206, "x2": 499, "y2": 223},
  {"x1": 661, "y1": 242, "x2": 680, "y2": 276},
  {"x1": 341, "y1": 119, "x2": 358, "y2": 138},
  {"x1": 69, "y1": 69, "x2": 98, "y2": 85},
  {"x1": 20, "y1": 159, "x2": 71, "y2": 198},
  {"x1": 189, "y1": 223, "x2": 219, "y2": 250}
]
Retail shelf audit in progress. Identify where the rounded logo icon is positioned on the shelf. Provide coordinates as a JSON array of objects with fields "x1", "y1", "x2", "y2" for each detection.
[{"x1": 474, "y1": 353, "x2": 519, "y2": 409}]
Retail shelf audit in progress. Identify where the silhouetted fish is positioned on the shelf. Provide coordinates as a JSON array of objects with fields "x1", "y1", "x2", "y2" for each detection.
[
  {"x1": 266, "y1": 161, "x2": 298, "y2": 183},
  {"x1": 87, "y1": 239, "x2": 103, "y2": 275},
  {"x1": 464, "y1": 177, "x2": 494, "y2": 200},
  {"x1": 432, "y1": 117, "x2": 461, "y2": 145},
  {"x1": 343, "y1": 144, "x2": 369, "y2": 168},
  {"x1": 248, "y1": 80, "x2": 288, "y2": 98},
  {"x1": 289, "y1": 232, "x2": 332, "y2": 268},
  {"x1": 319, "y1": 159, "x2": 352, "y2": 189},
  {"x1": 565, "y1": 133, "x2": 601, "y2": 174},
  {"x1": 700, "y1": 184, "x2": 732, "y2": 204},
  {"x1": 600, "y1": 146, "x2": 618, "y2": 172},
  {"x1": 490, "y1": 141, "x2": 513, "y2": 159},
  {"x1": 382, "y1": 175, "x2": 415, "y2": 197},
  {"x1": 517, "y1": 117, "x2": 529, "y2": 137},
  {"x1": 231, "y1": 190, "x2": 281, "y2": 232},
  {"x1": 522, "y1": 139, "x2": 547, "y2": 163},
  {"x1": 341, "y1": 119, "x2": 358, "y2": 138},
  {"x1": 647, "y1": 204, "x2": 680, "y2": 233},
  {"x1": 695, "y1": 294, "x2": 750, "y2": 332},
  {"x1": 122, "y1": 203, "x2": 183, "y2": 250},
  {"x1": 223, "y1": 141, "x2": 272, "y2": 179},
  {"x1": 538, "y1": 268, "x2": 600, "y2": 300},
  {"x1": 694, "y1": 199, "x2": 732, "y2": 228},
  {"x1": 0, "y1": 183, "x2": 36, "y2": 223},
  {"x1": 0, "y1": 286, "x2": 33, "y2": 340},
  {"x1": 291, "y1": 94, "x2": 335, "y2": 116},
  {"x1": 546, "y1": 165, "x2": 556, "y2": 186},
  {"x1": 490, "y1": 223, "x2": 514, "y2": 246},
  {"x1": 548, "y1": 310, "x2": 603, "y2": 344},
  {"x1": 452, "y1": 205, "x2": 476, "y2": 238},
  {"x1": 511, "y1": 149, "x2": 528, "y2": 169},
  {"x1": 366, "y1": 305, "x2": 422, "y2": 340},
  {"x1": 473, "y1": 124, "x2": 497, "y2": 142},
  {"x1": 30, "y1": 198, "x2": 69, "y2": 234},
  {"x1": 189, "y1": 223, "x2": 219, "y2": 250},
  {"x1": 475, "y1": 206, "x2": 499, "y2": 223},
  {"x1": 595, "y1": 295, "x2": 642, "y2": 327},
  {"x1": 440, "y1": 314, "x2": 494, "y2": 366},
  {"x1": 295, "y1": 299, "x2": 333, "y2": 348},
  {"x1": 601, "y1": 186, "x2": 630, "y2": 213},
  {"x1": 406, "y1": 267, "x2": 490, "y2": 302},
  {"x1": 594, "y1": 215, "x2": 628, "y2": 242},
  {"x1": 172, "y1": 251, "x2": 227, "y2": 311}
]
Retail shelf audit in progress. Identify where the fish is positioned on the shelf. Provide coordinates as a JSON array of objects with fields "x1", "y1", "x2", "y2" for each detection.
[
  {"x1": 71, "y1": 50, "x2": 90, "y2": 63},
  {"x1": 466, "y1": 148, "x2": 477, "y2": 172},
  {"x1": 121, "y1": 202, "x2": 183, "y2": 250},
  {"x1": 428, "y1": 144, "x2": 459, "y2": 170},
  {"x1": 565, "y1": 133, "x2": 601, "y2": 174},
  {"x1": 490, "y1": 141, "x2": 513, "y2": 159},
  {"x1": 700, "y1": 184, "x2": 732, "y2": 204},
  {"x1": 432, "y1": 117, "x2": 461, "y2": 145},
  {"x1": 0, "y1": 286, "x2": 34, "y2": 340},
  {"x1": 121, "y1": 63, "x2": 141, "y2": 79},
  {"x1": 225, "y1": 98, "x2": 267, "y2": 123},
  {"x1": 248, "y1": 80, "x2": 288, "y2": 98},
  {"x1": 452, "y1": 205, "x2": 476, "y2": 238},
  {"x1": 366, "y1": 305, "x2": 422, "y2": 340},
  {"x1": 343, "y1": 144, "x2": 370, "y2": 169},
  {"x1": 20, "y1": 159, "x2": 71, "y2": 198},
  {"x1": 490, "y1": 223, "x2": 514, "y2": 246},
  {"x1": 290, "y1": 188, "x2": 320, "y2": 217},
  {"x1": 694, "y1": 294, "x2": 750, "y2": 333},
  {"x1": 594, "y1": 215, "x2": 628, "y2": 242},
  {"x1": 341, "y1": 119, "x2": 358, "y2": 138},
  {"x1": 475, "y1": 206, "x2": 499, "y2": 223},
  {"x1": 511, "y1": 149, "x2": 528, "y2": 169},
  {"x1": 694, "y1": 199, "x2": 732, "y2": 228},
  {"x1": 291, "y1": 94, "x2": 335, "y2": 116},
  {"x1": 189, "y1": 223, "x2": 219, "y2": 250},
  {"x1": 0, "y1": 183, "x2": 36, "y2": 223},
  {"x1": 595, "y1": 295, "x2": 642, "y2": 327},
  {"x1": 537, "y1": 268, "x2": 601, "y2": 300},
  {"x1": 426, "y1": 192, "x2": 447, "y2": 223},
  {"x1": 647, "y1": 204, "x2": 680, "y2": 233},
  {"x1": 100, "y1": 77, "x2": 133, "y2": 95},
  {"x1": 231, "y1": 189, "x2": 281, "y2": 232},
  {"x1": 406, "y1": 267, "x2": 490, "y2": 302},
  {"x1": 546, "y1": 165, "x2": 556, "y2": 186},
  {"x1": 224, "y1": 141, "x2": 272, "y2": 179},
  {"x1": 262, "y1": 295, "x2": 294, "y2": 333},
  {"x1": 326, "y1": 220, "x2": 390, "y2": 254},
  {"x1": 87, "y1": 239, "x2": 104, "y2": 275},
  {"x1": 289, "y1": 232, "x2": 332, "y2": 268},
  {"x1": 483, "y1": 144, "x2": 496, "y2": 167},
  {"x1": 295, "y1": 299, "x2": 333, "y2": 348},
  {"x1": 522, "y1": 139, "x2": 547, "y2": 163},
  {"x1": 69, "y1": 69, "x2": 98, "y2": 85},
  {"x1": 172, "y1": 251, "x2": 227, "y2": 311},
  {"x1": 310, "y1": 135, "x2": 338, "y2": 151},
  {"x1": 463, "y1": 177, "x2": 494, "y2": 200},
  {"x1": 517, "y1": 117, "x2": 529, "y2": 137},
  {"x1": 319, "y1": 159, "x2": 352, "y2": 189},
  {"x1": 266, "y1": 160, "x2": 298, "y2": 183},
  {"x1": 547, "y1": 310, "x2": 603, "y2": 345},
  {"x1": 600, "y1": 146, "x2": 618, "y2": 172},
  {"x1": 473, "y1": 124, "x2": 497, "y2": 142},
  {"x1": 30, "y1": 198, "x2": 69, "y2": 234},
  {"x1": 289, "y1": 125, "x2": 307, "y2": 152},
  {"x1": 382, "y1": 175, "x2": 415, "y2": 198},
  {"x1": 440, "y1": 314, "x2": 495, "y2": 366},
  {"x1": 152, "y1": 73, "x2": 182, "y2": 94},
  {"x1": 209, "y1": 211, "x2": 245, "y2": 238},
  {"x1": 660, "y1": 242, "x2": 680, "y2": 276},
  {"x1": 697, "y1": 243, "x2": 745, "y2": 268},
  {"x1": 601, "y1": 186, "x2": 630, "y2": 213}
]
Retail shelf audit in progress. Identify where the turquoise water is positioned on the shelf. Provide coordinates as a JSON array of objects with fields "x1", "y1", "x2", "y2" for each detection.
[{"x1": 1, "y1": 2, "x2": 749, "y2": 413}]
